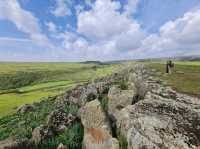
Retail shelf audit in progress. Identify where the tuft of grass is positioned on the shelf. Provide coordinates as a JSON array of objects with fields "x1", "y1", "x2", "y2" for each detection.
[
  {"x1": 117, "y1": 131, "x2": 128, "y2": 149},
  {"x1": 99, "y1": 95, "x2": 109, "y2": 112},
  {"x1": 38, "y1": 122, "x2": 84, "y2": 149},
  {"x1": 119, "y1": 80, "x2": 128, "y2": 90}
]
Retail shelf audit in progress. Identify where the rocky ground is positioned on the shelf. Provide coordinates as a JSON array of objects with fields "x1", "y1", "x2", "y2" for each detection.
[{"x1": 0, "y1": 64, "x2": 200, "y2": 149}]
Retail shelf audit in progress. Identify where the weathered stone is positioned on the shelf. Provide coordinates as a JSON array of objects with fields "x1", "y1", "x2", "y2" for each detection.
[
  {"x1": 31, "y1": 125, "x2": 53, "y2": 144},
  {"x1": 47, "y1": 110, "x2": 76, "y2": 134},
  {"x1": 117, "y1": 95, "x2": 200, "y2": 149},
  {"x1": 17, "y1": 104, "x2": 35, "y2": 114},
  {"x1": 128, "y1": 72, "x2": 148, "y2": 102},
  {"x1": 80, "y1": 100, "x2": 119, "y2": 149},
  {"x1": 0, "y1": 138, "x2": 33, "y2": 149},
  {"x1": 57, "y1": 143, "x2": 68, "y2": 149},
  {"x1": 79, "y1": 99, "x2": 111, "y2": 132},
  {"x1": 83, "y1": 128, "x2": 119, "y2": 149},
  {"x1": 95, "y1": 82, "x2": 110, "y2": 94},
  {"x1": 108, "y1": 85, "x2": 135, "y2": 120}
]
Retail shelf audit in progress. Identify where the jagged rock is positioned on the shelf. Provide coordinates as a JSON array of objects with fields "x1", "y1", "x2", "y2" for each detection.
[
  {"x1": 117, "y1": 95, "x2": 200, "y2": 149},
  {"x1": 80, "y1": 100, "x2": 119, "y2": 149},
  {"x1": 95, "y1": 82, "x2": 110, "y2": 94},
  {"x1": 54, "y1": 96, "x2": 66, "y2": 107},
  {"x1": 31, "y1": 110, "x2": 77, "y2": 144},
  {"x1": 83, "y1": 128, "x2": 119, "y2": 149},
  {"x1": 64, "y1": 83, "x2": 98, "y2": 106},
  {"x1": 107, "y1": 85, "x2": 135, "y2": 120},
  {"x1": 81, "y1": 83, "x2": 98, "y2": 103},
  {"x1": 47, "y1": 110, "x2": 76, "y2": 134},
  {"x1": 128, "y1": 72, "x2": 148, "y2": 102},
  {"x1": 68, "y1": 85, "x2": 86, "y2": 105},
  {"x1": 0, "y1": 138, "x2": 33, "y2": 149},
  {"x1": 31, "y1": 125, "x2": 53, "y2": 143},
  {"x1": 149, "y1": 82, "x2": 177, "y2": 99},
  {"x1": 31, "y1": 126, "x2": 42, "y2": 143},
  {"x1": 79, "y1": 99, "x2": 111, "y2": 132},
  {"x1": 57, "y1": 143, "x2": 68, "y2": 149},
  {"x1": 17, "y1": 104, "x2": 35, "y2": 114}
]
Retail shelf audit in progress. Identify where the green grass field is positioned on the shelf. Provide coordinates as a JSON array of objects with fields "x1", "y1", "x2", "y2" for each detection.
[
  {"x1": 0, "y1": 62, "x2": 121, "y2": 117},
  {"x1": 147, "y1": 61, "x2": 200, "y2": 97}
]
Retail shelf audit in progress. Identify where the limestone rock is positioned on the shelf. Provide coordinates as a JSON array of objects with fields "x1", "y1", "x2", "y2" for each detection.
[
  {"x1": 65, "y1": 83, "x2": 98, "y2": 106},
  {"x1": 47, "y1": 110, "x2": 76, "y2": 134},
  {"x1": 0, "y1": 138, "x2": 33, "y2": 149},
  {"x1": 117, "y1": 95, "x2": 200, "y2": 149},
  {"x1": 83, "y1": 128, "x2": 119, "y2": 149},
  {"x1": 31, "y1": 125, "x2": 53, "y2": 144},
  {"x1": 79, "y1": 99, "x2": 111, "y2": 132},
  {"x1": 107, "y1": 85, "x2": 135, "y2": 120},
  {"x1": 80, "y1": 100, "x2": 119, "y2": 149},
  {"x1": 57, "y1": 143, "x2": 68, "y2": 149},
  {"x1": 17, "y1": 104, "x2": 35, "y2": 114},
  {"x1": 95, "y1": 82, "x2": 110, "y2": 94}
]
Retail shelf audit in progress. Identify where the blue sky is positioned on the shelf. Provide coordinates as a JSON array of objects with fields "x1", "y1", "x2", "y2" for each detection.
[{"x1": 0, "y1": 0, "x2": 200, "y2": 61}]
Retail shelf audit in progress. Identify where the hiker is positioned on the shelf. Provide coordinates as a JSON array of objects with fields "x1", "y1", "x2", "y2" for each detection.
[{"x1": 166, "y1": 60, "x2": 174, "y2": 74}]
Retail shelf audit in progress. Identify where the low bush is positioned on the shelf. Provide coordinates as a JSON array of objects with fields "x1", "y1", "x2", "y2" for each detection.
[{"x1": 0, "y1": 72, "x2": 43, "y2": 90}]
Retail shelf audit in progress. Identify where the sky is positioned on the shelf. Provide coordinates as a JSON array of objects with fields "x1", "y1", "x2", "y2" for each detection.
[{"x1": 0, "y1": 0, "x2": 200, "y2": 62}]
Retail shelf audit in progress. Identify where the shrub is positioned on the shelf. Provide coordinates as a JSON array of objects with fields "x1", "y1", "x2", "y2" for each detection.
[{"x1": 0, "y1": 72, "x2": 43, "y2": 90}]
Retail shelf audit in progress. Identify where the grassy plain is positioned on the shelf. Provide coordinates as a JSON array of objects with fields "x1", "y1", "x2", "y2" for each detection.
[
  {"x1": 0, "y1": 62, "x2": 120, "y2": 148},
  {"x1": 147, "y1": 61, "x2": 200, "y2": 97},
  {"x1": 0, "y1": 62, "x2": 121, "y2": 117}
]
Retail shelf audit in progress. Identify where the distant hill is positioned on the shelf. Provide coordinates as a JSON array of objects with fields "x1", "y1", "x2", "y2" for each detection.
[
  {"x1": 81, "y1": 61, "x2": 109, "y2": 65},
  {"x1": 175, "y1": 55, "x2": 200, "y2": 61},
  {"x1": 131, "y1": 55, "x2": 200, "y2": 62}
]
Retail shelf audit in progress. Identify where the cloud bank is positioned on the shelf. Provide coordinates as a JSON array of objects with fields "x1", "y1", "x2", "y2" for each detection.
[{"x1": 0, "y1": 0, "x2": 200, "y2": 61}]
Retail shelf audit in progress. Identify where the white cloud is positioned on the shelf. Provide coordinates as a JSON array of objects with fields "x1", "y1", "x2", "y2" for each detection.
[
  {"x1": 46, "y1": 22, "x2": 57, "y2": 32},
  {"x1": 51, "y1": 0, "x2": 72, "y2": 17},
  {"x1": 75, "y1": 0, "x2": 145, "y2": 60},
  {"x1": 77, "y1": 0, "x2": 126, "y2": 40},
  {"x1": 140, "y1": 9, "x2": 200, "y2": 58},
  {"x1": 0, "y1": 0, "x2": 53, "y2": 48},
  {"x1": 1, "y1": 0, "x2": 200, "y2": 61}
]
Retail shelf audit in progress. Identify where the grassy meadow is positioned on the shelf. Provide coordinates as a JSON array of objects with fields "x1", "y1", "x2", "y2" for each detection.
[
  {"x1": 0, "y1": 62, "x2": 121, "y2": 117},
  {"x1": 147, "y1": 61, "x2": 200, "y2": 97}
]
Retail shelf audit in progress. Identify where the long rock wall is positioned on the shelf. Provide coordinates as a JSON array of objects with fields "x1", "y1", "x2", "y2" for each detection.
[{"x1": 1, "y1": 64, "x2": 200, "y2": 149}]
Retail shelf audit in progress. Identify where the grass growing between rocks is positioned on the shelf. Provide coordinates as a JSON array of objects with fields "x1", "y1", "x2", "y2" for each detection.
[
  {"x1": 99, "y1": 95, "x2": 109, "y2": 112},
  {"x1": 118, "y1": 80, "x2": 128, "y2": 90},
  {"x1": 38, "y1": 122, "x2": 83, "y2": 149},
  {"x1": 147, "y1": 61, "x2": 200, "y2": 97},
  {"x1": 118, "y1": 132, "x2": 128, "y2": 149}
]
